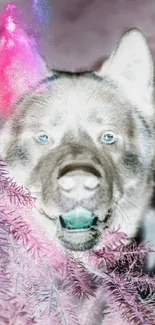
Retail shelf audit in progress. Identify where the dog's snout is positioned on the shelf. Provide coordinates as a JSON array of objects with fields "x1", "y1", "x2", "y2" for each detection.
[{"x1": 58, "y1": 162, "x2": 101, "y2": 199}]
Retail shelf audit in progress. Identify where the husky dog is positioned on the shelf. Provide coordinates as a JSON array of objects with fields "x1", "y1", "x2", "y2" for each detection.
[{"x1": 0, "y1": 29, "x2": 155, "y2": 259}]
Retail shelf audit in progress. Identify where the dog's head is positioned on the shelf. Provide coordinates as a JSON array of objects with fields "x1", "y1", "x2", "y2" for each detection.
[{"x1": 0, "y1": 29, "x2": 154, "y2": 250}]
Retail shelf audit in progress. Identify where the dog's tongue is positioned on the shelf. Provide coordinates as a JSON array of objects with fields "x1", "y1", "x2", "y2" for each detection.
[
  {"x1": 61, "y1": 208, "x2": 96, "y2": 230},
  {"x1": 0, "y1": 4, "x2": 47, "y2": 117}
]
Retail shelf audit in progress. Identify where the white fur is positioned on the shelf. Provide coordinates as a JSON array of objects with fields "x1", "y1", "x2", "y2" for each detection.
[{"x1": 97, "y1": 29, "x2": 154, "y2": 120}]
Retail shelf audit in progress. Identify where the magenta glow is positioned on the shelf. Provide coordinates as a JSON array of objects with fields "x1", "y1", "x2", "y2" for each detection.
[{"x1": 0, "y1": 3, "x2": 46, "y2": 117}]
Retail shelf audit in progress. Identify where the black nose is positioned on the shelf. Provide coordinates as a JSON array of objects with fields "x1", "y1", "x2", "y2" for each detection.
[{"x1": 59, "y1": 208, "x2": 98, "y2": 230}]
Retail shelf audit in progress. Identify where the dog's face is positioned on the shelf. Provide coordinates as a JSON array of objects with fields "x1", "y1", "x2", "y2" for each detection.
[{"x1": 0, "y1": 29, "x2": 154, "y2": 251}]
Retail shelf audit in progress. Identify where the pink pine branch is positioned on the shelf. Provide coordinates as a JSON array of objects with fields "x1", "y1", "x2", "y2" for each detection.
[
  {"x1": 0, "y1": 158, "x2": 34, "y2": 206},
  {"x1": 81, "y1": 236, "x2": 155, "y2": 325},
  {"x1": 48, "y1": 289, "x2": 81, "y2": 325},
  {"x1": 66, "y1": 254, "x2": 97, "y2": 298},
  {"x1": 0, "y1": 301, "x2": 37, "y2": 325},
  {"x1": 0, "y1": 157, "x2": 155, "y2": 324}
]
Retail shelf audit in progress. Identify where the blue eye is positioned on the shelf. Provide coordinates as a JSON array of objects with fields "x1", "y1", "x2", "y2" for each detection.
[
  {"x1": 101, "y1": 131, "x2": 117, "y2": 144},
  {"x1": 34, "y1": 132, "x2": 50, "y2": 144}
]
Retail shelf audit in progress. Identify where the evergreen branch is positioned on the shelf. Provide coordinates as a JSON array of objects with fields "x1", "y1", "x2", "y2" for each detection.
[{"x1": 0, "y1": 158, "x2": 34, "y2": 206}]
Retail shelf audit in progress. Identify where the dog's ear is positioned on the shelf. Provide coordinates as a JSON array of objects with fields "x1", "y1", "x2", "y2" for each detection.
[
  {"x1": 0, "y1": 16, "x2": 49, "y2": 117},
  {"x1": 96, "y1": 29, "x2": 154, "y2": 119}
]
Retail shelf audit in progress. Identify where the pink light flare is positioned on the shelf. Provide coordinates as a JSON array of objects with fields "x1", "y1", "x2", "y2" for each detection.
[
  {"x1": 6, "y1": 15, "x2": 16, "y2": 33},
  {"x1": 0, "y1": 3, "x2": 47, "y2": 117}
]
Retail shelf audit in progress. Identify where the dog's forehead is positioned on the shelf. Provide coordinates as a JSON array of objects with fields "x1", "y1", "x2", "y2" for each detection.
[{"x1": 19, "y1": 75, "x2": 132, "y2": 130}]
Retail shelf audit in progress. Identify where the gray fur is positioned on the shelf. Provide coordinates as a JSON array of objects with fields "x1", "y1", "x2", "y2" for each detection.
[{"x1": 0, "y1": 29, "x2": 155, "y2": 267}]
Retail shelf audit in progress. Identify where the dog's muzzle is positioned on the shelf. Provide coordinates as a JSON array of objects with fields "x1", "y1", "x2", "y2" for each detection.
[{"x1": 56, "y1": 162, "x2": 102, "y2": 231}]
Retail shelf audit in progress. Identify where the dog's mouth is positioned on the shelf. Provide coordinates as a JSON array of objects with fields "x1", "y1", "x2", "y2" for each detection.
[
  {"x1": 57, "y1": 207, "x2": 113, "y2": 251},
  {"x1": 39, "y1": 205, "x2": 113, "y2": 251}
]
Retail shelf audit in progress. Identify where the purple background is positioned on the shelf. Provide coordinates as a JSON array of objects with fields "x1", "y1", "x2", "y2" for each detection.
[{"x1": 1, "y1": 0, "x2": 155, "y2": 70}]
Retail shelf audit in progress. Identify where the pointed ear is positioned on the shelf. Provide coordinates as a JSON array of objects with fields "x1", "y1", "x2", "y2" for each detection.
[
  {"x1": 0, "y1": 12, "x2": 50, "y2": 117},
  {"x1": 96, "y1": 29, "x2": 154, "y2": 118}
]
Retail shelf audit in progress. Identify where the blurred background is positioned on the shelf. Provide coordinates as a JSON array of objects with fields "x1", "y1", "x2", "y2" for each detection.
[{"x1": 0, "y1": 0, "x2": 155, "y2": 71}]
